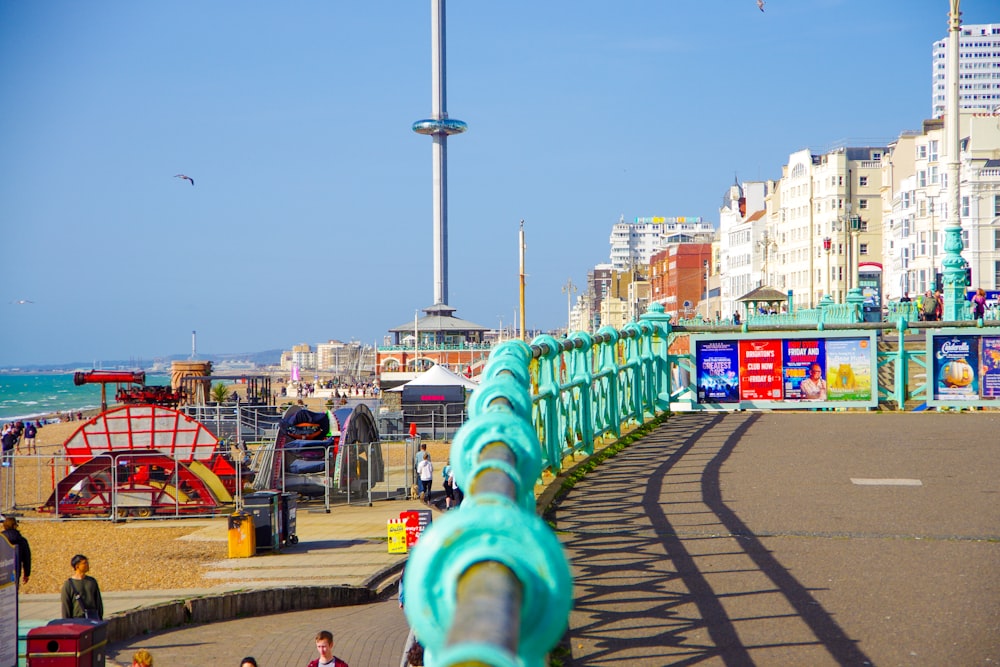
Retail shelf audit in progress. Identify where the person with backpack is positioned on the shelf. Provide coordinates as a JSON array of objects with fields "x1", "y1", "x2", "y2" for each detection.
[
  {"x1": 60, "y1": 554, "x2": 103, "y2": 619},
  {"x1": 922, "y1": 290, "x2": 939, "y2": 322}
]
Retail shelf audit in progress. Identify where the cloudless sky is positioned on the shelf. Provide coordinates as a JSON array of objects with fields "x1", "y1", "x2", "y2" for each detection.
[{"x1": 1, "y1": 0, "x2": 996, "y2": 367}]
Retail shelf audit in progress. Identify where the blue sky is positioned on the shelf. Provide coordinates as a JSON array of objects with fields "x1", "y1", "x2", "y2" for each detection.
[{"x1": 1, "y1": 1, "x2": 996, "y2": 367}]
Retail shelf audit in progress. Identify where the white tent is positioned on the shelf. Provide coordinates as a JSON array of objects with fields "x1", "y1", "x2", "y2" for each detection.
[{"x1": 390, "y1": 364, "x2": 479, "y2": 391}]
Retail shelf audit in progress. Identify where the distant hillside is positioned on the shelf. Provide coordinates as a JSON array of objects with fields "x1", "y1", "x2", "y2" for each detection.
[{"x1": 2, "y1": 349, "x2": 284, "y2": 373}]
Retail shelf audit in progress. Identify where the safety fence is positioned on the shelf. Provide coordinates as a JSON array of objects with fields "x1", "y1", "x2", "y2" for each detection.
[
  {"x1": 0, "y1": 440, "x2": 413, "y2": 519},
  {"x1": 407, "y1": 303, "x2": 1000, "y2": 665}
]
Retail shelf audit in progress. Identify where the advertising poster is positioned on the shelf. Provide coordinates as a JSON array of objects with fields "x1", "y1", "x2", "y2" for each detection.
[
  {"x1": 695, "y1": 340, "x2": 739, "y2": 403},
  {"x1": 739, "y1": 339, "x2": 783, "y2": 400},
  {"x1": 783, "y1": 339, "x2": 827, "y2": 400},
  {"x1": 824, "y1": 338, "x2": 872, "y2": 401},
  {"x1": 981, "y1": 337, "x2": 1000, "y2": 399},
  {"x1": 933, "y1": 335, "x2": 979, "y2": 400}
]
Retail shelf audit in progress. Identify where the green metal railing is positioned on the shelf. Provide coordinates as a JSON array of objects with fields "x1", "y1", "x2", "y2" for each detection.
[{"x1": 405, "y1": 299, "x2": 999, "y2": 665}]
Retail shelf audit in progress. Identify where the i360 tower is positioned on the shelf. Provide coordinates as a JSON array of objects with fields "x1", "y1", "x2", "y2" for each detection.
[{"x1": 412, "y1": 0, "x2": 467, "y2": 308}]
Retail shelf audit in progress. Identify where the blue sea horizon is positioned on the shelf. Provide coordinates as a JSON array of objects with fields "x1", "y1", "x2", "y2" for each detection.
[{"x1": 0, "y1": 372, "x2": 171, "y2": 422}]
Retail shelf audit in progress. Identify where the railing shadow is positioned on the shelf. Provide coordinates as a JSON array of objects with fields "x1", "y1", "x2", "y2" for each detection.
[{"x1": 553, "y1": 412, "x2": 874, "y2": 666}]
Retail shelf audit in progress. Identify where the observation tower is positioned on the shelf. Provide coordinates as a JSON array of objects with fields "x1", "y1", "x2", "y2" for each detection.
[{"x1": 412, "y1": 0, "x2": 467, "y2": 308}]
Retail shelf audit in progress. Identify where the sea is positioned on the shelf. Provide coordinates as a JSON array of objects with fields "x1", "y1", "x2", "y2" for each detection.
[{"x1": 0, "y1": 373, "x2": 171, "y2": 422}]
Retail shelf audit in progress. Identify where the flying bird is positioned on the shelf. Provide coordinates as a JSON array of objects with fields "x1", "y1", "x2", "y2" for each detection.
[
  {"x1": 11, "y1": 299, "x2": 34, "y2": 305},
  {"x1": 757, "y1": 0, "x2": 764, "y2": 11},
  {"x1": 174, "y1": 174, "x2": 195, "y2": 186}
]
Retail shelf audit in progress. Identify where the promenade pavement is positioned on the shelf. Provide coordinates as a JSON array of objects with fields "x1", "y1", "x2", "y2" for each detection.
[
  {"x1": 21, "y1": 411, "x2": 1000, "y2": 666},
  {"x1": 17, "y1": 499, "x2": 422, "y2": 666},
  {"x1": 554, "y1": 411, "x2": 1000, "y2": 666}
]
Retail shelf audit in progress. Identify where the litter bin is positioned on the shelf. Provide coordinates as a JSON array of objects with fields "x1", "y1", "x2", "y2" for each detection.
[
  {"x1": 227, "y1": 511, "x2": 256, "y2": 558},
  {"x1": 279, "y1": 492, "x2": 299, "y2": 545},
  {"x1": 243, "y1": 491, "x2": 280, "y2": 553},
  {"x1": 28, "y1": 619, "x2": 107, "y2": 666}
]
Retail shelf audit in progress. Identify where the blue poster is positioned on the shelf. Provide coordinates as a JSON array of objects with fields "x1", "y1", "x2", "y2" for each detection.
[
  {"x1": 981, "y1": 337, "x2": 1000, "y2": 399},
  {"x1": 696, "y1": 340, "x2": 739, "y2": 403},
  {"x1": 783, "y1": 339, "x2": 827, "y2": 400},
  {"x1": 933, "y1": 335, "x2": 979, "y2": 401}
]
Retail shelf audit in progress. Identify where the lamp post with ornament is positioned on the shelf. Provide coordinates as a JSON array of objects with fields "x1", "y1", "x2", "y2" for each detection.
[
  {"x1": 942, "y1": 0, "x2": 970, "y2": 319},
  {"x1": 823, "y1": 237, "x2": 833, "y2": 301}
]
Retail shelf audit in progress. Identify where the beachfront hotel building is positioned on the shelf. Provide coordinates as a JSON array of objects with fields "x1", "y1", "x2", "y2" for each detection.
[
  {"x1": 880, "y1": 114, "x2": 1000, "y2": 299},
  {"x1": 932, "y1": 23, "x2": 1000, "y2": 119},
  {"x1": 762, "y1": 146, "x2": 887, "y2": 311}
]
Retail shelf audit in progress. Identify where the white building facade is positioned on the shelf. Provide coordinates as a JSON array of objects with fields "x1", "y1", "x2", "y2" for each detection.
[
  {"x1": 882, "y1": 114, "x2": 1000, "y2": 298},
  {"x1": 609, "y1": 215, "x2": 715, "y2": 271},
  {"x1": 932, "y1": 23, "x2": 1000, "y2": 119},
  {"x1": 719, "y1": 181, "x2": 771, "y2": 319}
]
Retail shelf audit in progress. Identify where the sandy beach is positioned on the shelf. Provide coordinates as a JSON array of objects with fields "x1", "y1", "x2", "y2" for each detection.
[{"x1": 2, "y1": 388, "x2": 447, "y2": 595}]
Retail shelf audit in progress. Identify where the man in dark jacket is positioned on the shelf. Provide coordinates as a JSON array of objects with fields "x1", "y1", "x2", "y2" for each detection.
[
  {"x1": 60, "y1": 554, "x2": 103, "y2": 619},
  {"x1": 2, "y1": 516, "x2": 31, "y2": 588}
]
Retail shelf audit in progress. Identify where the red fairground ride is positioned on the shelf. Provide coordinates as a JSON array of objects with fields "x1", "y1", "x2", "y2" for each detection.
[{"x1": 41, "y1": 404, "x2": 244, "y2": 518}]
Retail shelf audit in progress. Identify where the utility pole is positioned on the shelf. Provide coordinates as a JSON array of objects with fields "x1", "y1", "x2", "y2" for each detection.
[
  {"x1": 562, "y1": 278, "x2": 577, "y2": 334},
  {"x1": 519, "y1": 220, "x2": 526, "y2": 340}
]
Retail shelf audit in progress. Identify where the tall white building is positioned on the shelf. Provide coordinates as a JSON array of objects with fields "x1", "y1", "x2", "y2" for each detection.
[
  {"x1": 609, "y1": 215, "x2": 715, "y2": 271},
  {"x1": 932, "y1": 23, "x2": 1000, "y2": 119}
]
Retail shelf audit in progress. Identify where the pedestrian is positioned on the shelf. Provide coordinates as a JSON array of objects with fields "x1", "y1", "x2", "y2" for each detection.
[
  {"x1": 935, "y1": 289, "x2": 944, "y2": 321},
  {"x1": 971, "y1": 287, "x2": 987, "y2": 320},
  {"x1": 405, "y1": 640, "x2": 425, "y2": 666},
  {"x1": 240, "y1": 658, "x2": 258, "y2": 667},
  {"x1": 442, "y1": 459, "x2": 455, "y2": 510},
  {"x1": 307, "y1": 630, "x2": 348, "y2": 667},
  {"x1": 1, "y1": 516, "x2": 31, "y2": 589},
  {"x1": 23, "y1": 421, "x2": 37, "y2": 455},
  {"x1": 131, "y1": 649, "x2": 154, "y2": 666},
  {"x1": 1, "y1": 424, "x2": 14, "y2": 467},
  {"x1": 60, "y1": 554, "x2": 103, "y2": 620},
  {"x1": 417, "y1": 453, "x2": 433, "y2": 504}
]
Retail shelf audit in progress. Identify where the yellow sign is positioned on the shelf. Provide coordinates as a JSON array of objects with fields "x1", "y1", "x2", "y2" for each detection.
[{"x1": 387, "y1": 519, "x2": 408, "y2": 554}]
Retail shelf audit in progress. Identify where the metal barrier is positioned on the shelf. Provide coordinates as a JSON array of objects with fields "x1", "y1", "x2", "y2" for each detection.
[
  {"x1": 404, "y1": 340, "x2": 572, "y2": 666},
  {"x1": 405, "y1": 303, "x2": 1000, "y2": 665}
]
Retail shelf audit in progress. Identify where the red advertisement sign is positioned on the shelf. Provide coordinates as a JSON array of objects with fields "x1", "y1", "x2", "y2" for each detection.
[{"x1": 739, "y1": 339, "x2": 784, "y2": 400}]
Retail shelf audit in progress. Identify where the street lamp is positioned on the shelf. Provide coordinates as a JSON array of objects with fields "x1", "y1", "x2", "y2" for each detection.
[
  {"x1": 942, "y1": 0, "x2": 969, "y2": 319},
  {"x1": 823, "y1": 237, "x2": 832, "y2": 300}
]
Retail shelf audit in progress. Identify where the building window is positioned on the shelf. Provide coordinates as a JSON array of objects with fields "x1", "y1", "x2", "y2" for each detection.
[
  {"x1": 917, "y1": 145, "x2": 927, "y2": 159},
  {"x1": 918, "y1": 171, "x2": 927, "y2": 187},
  {"x1": 962, "y1": 196, "x2": 970, "y2": 218},
  {"x1": 994, "y1": 195, "x2": 1000, "y2": 217},
  {"x1": 860, "y1": 243, "x2": 869, "y2": 255},
  {"x1": 859, "y1": 199, "x2": 868, "y2": 210},
  {"x1": 995, "y1": 261, "x2": 1000, "y2": 288},
  {"x1": 859, "y1": 176, "x2": 868, "y2": 187},
  {"x1": 994, "y1": 228, "x2": 1000, "y2": 250},
  {"x1": 929, "y1": 140, "x2": 939, "y2": 162}
]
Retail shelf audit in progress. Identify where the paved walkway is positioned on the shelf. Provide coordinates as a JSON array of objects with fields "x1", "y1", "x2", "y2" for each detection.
[
  {"x1": 553, "y1": 412, "x2": 1000, "y2": 665},
  {"x1": 22, "y1": 412, "x2": 1000, "y2": 665},
  {"x1": 18, "y1": 499, "x2": 424, "y2": 666}
]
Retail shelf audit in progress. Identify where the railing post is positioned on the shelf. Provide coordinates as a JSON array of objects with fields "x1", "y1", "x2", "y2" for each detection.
[
  {"x1": 569, "y1": 332, "x2": 596, "y2": 456},
  {"x1": 596, "y1": 326, "x2": 622, "y2": 439},
  {"x1": 894, "y1": 318, "x2": 910, "y2": 409},
  {"x1": 847, "y1": 287, "x2": 865, "y2": 323},
  {"x1": 639, "y1": 302, "x2": 673, "y2": 410}
]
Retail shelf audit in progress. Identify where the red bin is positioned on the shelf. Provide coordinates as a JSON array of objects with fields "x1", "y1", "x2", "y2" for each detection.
[{"x1": 27, "y1": 620, "x2": 107, "y2": 667}]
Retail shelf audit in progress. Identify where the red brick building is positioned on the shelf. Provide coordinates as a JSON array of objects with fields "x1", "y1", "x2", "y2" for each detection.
[{"x1": 649, "y1": 243, "x2": 713, "y2": 319}]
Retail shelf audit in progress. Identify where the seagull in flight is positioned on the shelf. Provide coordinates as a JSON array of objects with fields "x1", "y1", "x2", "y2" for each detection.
[
  {"x1": 174, "y1": 174, "x2": 195, "y2": 186},
  {"x1": 757, "y1": 0, "x2": 764, "y2": 10},
  {"x1": 11, "y1": 299, "x2": 34, "y2": 305}
]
